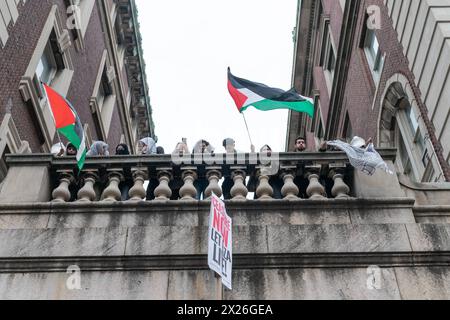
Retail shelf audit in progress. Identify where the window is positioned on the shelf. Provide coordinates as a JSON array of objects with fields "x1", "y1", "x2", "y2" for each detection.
[
  {"x1": 398, "y1": 131, "x2": 412, "y2": 175},
  {"x1": 311, "y1": 98, "x2": 325, "y2": 140},
  {"x1": 0, "y1": 114, "x2": 27, "y2": 184},
  {"x1": 114, "y1": 8, "x2": 126, "y2": 68},
  {"x1": 320, "y1": 22, "x2": 336, "y2": 92},
  {"x1": 380, "y1": 76, "x2": 444, "y2": 183},
  {"x1": 65, "y1": 0, "x2": 96, "y2": 51},
  {"x1": 18, "y1": 5, "x2": 74, "y2": 152},
  {"x1": 90, "y1": 50, "x2": 117, "y2": 141},
  {"x1": 363, "y1": 24, "x2": 384, "y2": 83},
  {"x1": 0, "y1": 145, "x2": 10, "y2": 186},
  {"x1": 97, "y1": 69, "x2": 113, "y2": 111},
  {"x1": 0, "y1": 0, "x2": 23, "y2": 48},
  {"x1": 34, "y1": 30, "x2": 66, "y2": 100},
  {"x1": 36, "y1": 43, "x2": 58, "y2": 85},
  {"x1": 343, "y1": 112, "x2": 353, "y2": 141}
]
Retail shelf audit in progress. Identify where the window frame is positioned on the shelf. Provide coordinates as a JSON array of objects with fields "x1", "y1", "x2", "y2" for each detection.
[
  {"x1": 362, "y1": 22, "x2": 384, "y2": 84},
  {"x1": 18, "y1": 5, "x2": 74, "y2": 152}
]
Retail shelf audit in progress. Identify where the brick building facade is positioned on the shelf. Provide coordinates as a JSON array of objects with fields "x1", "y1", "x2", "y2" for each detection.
[
  {"x1": 287, "y1": 0, "x2": 450, "y2": 183},
  {"x1": 0, "y1": 0, "x2": 154, "y2": 180}
]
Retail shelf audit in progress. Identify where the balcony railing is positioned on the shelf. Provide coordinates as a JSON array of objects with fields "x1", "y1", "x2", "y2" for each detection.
[{"x1": 1, "y1": 150, "x2": 398, "y2": 204}]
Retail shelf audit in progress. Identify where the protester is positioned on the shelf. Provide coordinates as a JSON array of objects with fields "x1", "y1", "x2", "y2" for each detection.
[
  {"x1": 173, "y1": 139, "x2": 190, "y2": 156},
  {"x1": 156, "y1": 146, "x2": 165, "y2": 155},
  {"x1": 87, "y1": 141, "x2": 109, "y2": 156},
  {"x1": 292, "y1": 137, "x2": 330, "y2": 197},
  {"x1": 294, "y1": 137, "x2": 307, "y2": 152},
  {"x1": 139, "y1": 137, "x2": 157, "y2": 155},
  {"x1": 327, "y1": 136, "x2": 394, "y2": 176},
  {"x1": 222, "y1": 138, "x2": 255, "y2": 200},
  {"x1": 223, "y1": 138, "x2": 255, "y2": 154},
  {"x1": 65, "y1": 143, "x2": 78, "y2": 156},
  {"x1": 192, "y1": 139, "x2": 215, "y2": 200},
  {"x1": 114, "y1": 143, "x2": 132, "y2": 200},
  {"x1": 193, "y1": 140, "x2": 214, "y2": 154},
  {"x1": 115, "y1": 143, "x2": 130, "y2": 155},
  {"x1": 53, "y1": 143, "x2": 66, "y2": 157},
  {"x1": 294, "y1": 136, "x2": 327, "y2": 152}
]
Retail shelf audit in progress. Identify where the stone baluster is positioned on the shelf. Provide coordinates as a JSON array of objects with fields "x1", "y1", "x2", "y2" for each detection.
[
  {"x1": 281, "y1": 169, "x2": 299, "y2": 200},
  {"x1": 204, "y1": 168, "x2": 222, "y2": 200},
  {"x1": 256, "y1": 168, "x2": 274, "y2": 200},
  {"x1": 52, "y1": 171, "x2": 74, "y2": 203},
  {"x1": 154, "y1": 169, "x2": 173, "y2": 201},
  {"x1": 230, "y1": 168, "x2": 248, "y2": 201},
  {"x1": 179, "y1": 168, "x2": 198, "y2": 201},
  {"x1": 305, "y1": 166, "x2": 326, "y2": 200},
  {"x1": 128, "y1": 168, "x2": 148, "y2": 201},
  {"x1": 101, "y1": 170, "x2": 124, "y2": 202},
  {"x1": 330, "y1": 169, "x2": 351, "y2": 199},
  {"x1": 77, "y1": 171, "x2": 99, "y2": 202}
]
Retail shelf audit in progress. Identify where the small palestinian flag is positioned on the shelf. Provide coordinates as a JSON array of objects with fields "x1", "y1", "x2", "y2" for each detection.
[
  {"x1": 227, "y1": 68, "x2": 315, "y2": 118},
  {"x1": 43, "y1": 84, "x2": 87, "y2": 170}
]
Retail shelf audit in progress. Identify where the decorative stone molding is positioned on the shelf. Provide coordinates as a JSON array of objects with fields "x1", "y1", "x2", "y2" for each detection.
[
  {"x1": 281, "y1": 170, "x2": 300, "y2": 200},
  {"x1": 128, "y1": 168, "x2": 148, "y2": 201},
  {"x1": 179, "y1": 169, "x2": 198, "y2": 201},
  {"x1": 204, "y1": 168, "x2": 222, "y2": 200},
  {"x1": 256, "y1": 168, "x2": 274, "y2": 200},
  {"x1": 52, "y1": 171, "x2": 75, "y2": 203},
  {"x1": 230, "y1": 168, "x2": 248, "y2": 201},
  {"x1": 306, "y1": 165, "x2": 327, "y2": 200},
  {"x1": 18, "y1": 5, "x2": 74, "y2": 151},
  {"x1": 77, "y1": 171, "x2": 99, "y2": 202},
  {"x1": 154, "y1": 170, "x2": 173, "y2": 201},
  {"x1": 101, "y1": 171, "x2": 124, "y2": 202}
]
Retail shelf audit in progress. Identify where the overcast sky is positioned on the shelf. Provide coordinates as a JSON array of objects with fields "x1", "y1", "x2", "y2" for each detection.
[{"x1": 135, "y1": 0, "x2": 298, "y2": 153}]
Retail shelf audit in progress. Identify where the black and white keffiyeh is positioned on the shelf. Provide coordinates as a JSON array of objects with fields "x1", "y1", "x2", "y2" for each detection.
[{"x1": 327, "y1": 140, "x2": 394, "y2": 176}]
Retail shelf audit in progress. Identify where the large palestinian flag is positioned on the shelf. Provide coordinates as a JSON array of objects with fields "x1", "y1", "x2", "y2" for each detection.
[
  {"x1": 227, "y1": 68, "x2": 315, "y2": 118},
  {"x1": 43, "y1": 84, "x2": 87, "y2": 170}
]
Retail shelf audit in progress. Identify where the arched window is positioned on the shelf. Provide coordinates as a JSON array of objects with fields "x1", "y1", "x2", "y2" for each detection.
[{"x1": 379, "y1": 78, "x2": 440, "y2": 182}]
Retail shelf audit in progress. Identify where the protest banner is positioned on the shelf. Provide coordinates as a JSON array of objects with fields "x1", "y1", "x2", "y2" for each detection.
[{"x1": 208, "y1": 193, "x2": 232, "y2": 290}]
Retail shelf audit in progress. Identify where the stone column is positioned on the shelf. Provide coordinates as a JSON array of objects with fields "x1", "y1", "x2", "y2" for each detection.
[
  {"x1": 256, "y1": 168, "x2": 274, "y2": 200},
  {"x1": 331, "y1": 170, "x2": 351, "y2": 199},
  {"x1": 77, "y1": 171, "x2": 99, "y2": 202},
  {"x1": 230, "y1": 168, "x2": 248, "y2": 201},
  {"x1": 281, "y1": 169, "x2": 299, "y2": 200},
  {"x1": 306, "y1": 166, "x2": 326, "y2": 200},
  {"x1": 101, "y1": 170, "x2": 124, "y2": 202},
  {"x1": 128, "y1": 168, "x2": 148, "y2": 201},
  {"x1": 154, "y1": 169, "x2": 173, "y2": 201},
  {"x1": 204, "y1": 168, "x2": 223, "y2": 200},
  {"x1": 52, "y1": 171, "x2": 74, "y2": 203},
  {"x1": 179, "y1": 169, "x2": 198, "y2": 201}
]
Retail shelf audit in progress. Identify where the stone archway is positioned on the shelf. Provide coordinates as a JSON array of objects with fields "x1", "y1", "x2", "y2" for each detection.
[{"x1": 377, "y1": 74, "x2": 411, "y2": 148}]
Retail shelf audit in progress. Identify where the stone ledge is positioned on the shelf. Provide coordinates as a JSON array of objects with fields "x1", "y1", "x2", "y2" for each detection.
[
  {"x1": 0, "y1": 224, "x2": 414, "y2": 258},
  {"x1": 0, "y1": 197, "x2": 416, "y2": 214},
  {"x1": 0, "y1": 252, "x2": 448, "y2": 274}
]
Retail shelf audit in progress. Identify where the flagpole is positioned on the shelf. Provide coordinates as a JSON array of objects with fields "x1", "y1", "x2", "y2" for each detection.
[{"x1": 241, "y1": 113, "x2": 254, "y2": 147}]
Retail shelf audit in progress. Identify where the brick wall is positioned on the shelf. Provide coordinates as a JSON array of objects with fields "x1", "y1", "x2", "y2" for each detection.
[{"x1": 0, "y1": 0, "x2": 125, "y2": 152}]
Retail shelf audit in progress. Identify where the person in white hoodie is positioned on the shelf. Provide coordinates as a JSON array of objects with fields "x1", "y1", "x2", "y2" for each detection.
[{"x1": 139, "y1": 137, "x2": 157, "y2": 155}]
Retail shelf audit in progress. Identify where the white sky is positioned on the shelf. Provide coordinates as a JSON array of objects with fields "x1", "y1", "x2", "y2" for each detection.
[{"x1": 135, "y1": 0, "x2": 298, "y2": 153}]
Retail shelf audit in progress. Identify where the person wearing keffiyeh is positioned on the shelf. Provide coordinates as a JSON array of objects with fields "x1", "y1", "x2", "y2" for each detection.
[
  {"x1": 327, "y1": 137, "x2": 394, "y2": 176},
  {"x1": 87, "y1": 141, "x2": 110, "y2": 156},
  {"x1": 139, "y1": 137, "x2": 157, "y2": 155}
]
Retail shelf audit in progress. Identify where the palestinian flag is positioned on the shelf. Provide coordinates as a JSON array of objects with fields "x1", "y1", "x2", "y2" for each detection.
[
  {"x1": 227, "y1": 68, "x2": 315, "y2": 118},
  {"x1": 43, "y1": 84, "x2": 87, "y2": 170}
]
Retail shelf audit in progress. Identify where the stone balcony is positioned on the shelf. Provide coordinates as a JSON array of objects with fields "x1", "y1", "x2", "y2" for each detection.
[{"x1": 0, "y1": 151, "x2": 449, "y2": 299}]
